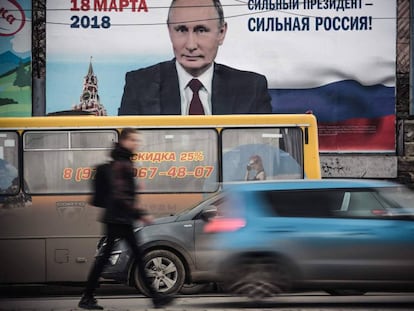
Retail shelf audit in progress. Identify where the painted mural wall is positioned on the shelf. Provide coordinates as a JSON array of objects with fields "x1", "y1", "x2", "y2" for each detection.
[{"x1": 0, "y1": 0, "x2": 32, "y2": 117}]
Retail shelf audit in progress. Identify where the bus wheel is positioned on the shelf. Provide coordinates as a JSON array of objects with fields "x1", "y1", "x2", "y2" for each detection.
[{"x1": 134, "y1": 249, "x2": 185, "y2": 297}]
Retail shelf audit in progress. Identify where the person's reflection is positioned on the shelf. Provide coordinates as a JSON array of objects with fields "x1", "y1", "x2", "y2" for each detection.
[
  {"x1": 244, "y1": 155, "x2": 266, "y2": 181},
  {"x1": 0, "y1": 159, "x2": 18, "y2": 193},
  {"x1": 0, "y1": 158, "x2": 32, "y2": 209}
]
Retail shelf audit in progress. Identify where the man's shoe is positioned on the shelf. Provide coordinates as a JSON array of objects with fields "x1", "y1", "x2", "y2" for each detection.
[
  {"x1": 152, "y1": 295, "x2": 174, "y2": 309},
  {"x1": 78, "y1": 295, "x2": 104, "y2": 310}
]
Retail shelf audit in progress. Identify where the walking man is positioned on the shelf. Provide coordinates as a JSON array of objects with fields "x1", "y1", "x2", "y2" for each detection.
[{"x1": 78, "y1": 128, "x2": 173, "y2": 309}]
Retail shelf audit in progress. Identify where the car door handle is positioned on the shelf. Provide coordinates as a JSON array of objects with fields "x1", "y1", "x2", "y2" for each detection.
[
  {"x1": 262, "y1": 227, "x2": 295, "y2": 233},
  {"x1": 183, "y1": 224, "x2": 193, "y2": 228},
  {"x1": 342, "y1": 230, "x2": 371, "y2": 236}
]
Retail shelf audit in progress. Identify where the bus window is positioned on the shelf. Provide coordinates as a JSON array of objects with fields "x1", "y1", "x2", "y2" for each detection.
[
  {"x1": 137, "y1": 129, "x2": 219, "y2": 193},
  {"x1": 0, "y1": 132, "x2": 19, "y2": 195},
  {"x1": 23, "y1": 130, "x2": 116, "y2": 194},
  {"x1": 24, "y1": 132, "x2": 69, "y2": 149},
  {"x1": 221, "y1": 127, "x2": 304, "y2": 181},
  {"x1": 71, "y1": 131, "x2": 117, "y2": 149}
]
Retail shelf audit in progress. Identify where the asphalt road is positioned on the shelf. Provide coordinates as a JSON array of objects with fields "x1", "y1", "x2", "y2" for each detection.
[
  {"x1": 1, "y1": 284, "x2": 414, "y2": 311},
  {"x1": 0, "y1": 282, "x2": 138, "y2": 298}
]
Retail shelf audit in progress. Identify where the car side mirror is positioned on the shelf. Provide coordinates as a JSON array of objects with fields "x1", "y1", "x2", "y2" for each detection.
[{"x1": 201, "y1": 206, "x2": 218, "y2": 222}]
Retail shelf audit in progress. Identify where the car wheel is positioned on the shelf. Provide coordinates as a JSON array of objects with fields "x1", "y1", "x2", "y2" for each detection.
[
  {"x1": 224, "y1": 257, "x2": 291, "y2": 299},
  {"x1": 326, "y1": 289, "x2": 366, "y2": 296},
  {"x1": 134, "y1": 249, "x2": 185, "y2": 297},
  {"x1": 179, "y1": 282, "x2": 211, "y2": 295}
]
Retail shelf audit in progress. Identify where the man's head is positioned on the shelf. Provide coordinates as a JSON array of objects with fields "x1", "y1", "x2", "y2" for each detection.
[
  {"x1": 167, "y1": 0, "x2": 227, "y2": 77},
  {"x1": 119, "y1": 128, "x2": 141, "y2": 153}
]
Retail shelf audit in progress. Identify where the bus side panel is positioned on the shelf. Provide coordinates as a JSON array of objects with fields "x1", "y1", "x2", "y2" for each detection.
[
  {"x1": 0, "y1": 195, "x2": 102, "y2": 237},
  {"x1": 139, "y1": 193, "x2": 204, "y2": 217},
  {"x1": 46, "y1": 237, "x2": 99, "y2": 282},
  {"x1": 0, "y1": 193, "x2": 203, "y2": 283},
  {"x1": 0, "y1": 239, "x2": 46, "y2": 283},
  {"x1": 0, "y1": 195, "x2": 103, "y2": 283}
]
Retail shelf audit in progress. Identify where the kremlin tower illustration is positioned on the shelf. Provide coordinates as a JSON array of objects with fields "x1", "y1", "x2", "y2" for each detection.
[{"x1": 72, "y1": 57, "x2": 107, "y2": 116}]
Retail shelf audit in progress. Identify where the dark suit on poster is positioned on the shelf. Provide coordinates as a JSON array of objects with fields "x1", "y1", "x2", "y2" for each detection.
[{"x1": 118, "y1": 60, "x2": 272, "y2": 115}]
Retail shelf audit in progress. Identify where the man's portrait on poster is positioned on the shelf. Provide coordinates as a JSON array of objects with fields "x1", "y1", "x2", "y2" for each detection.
[{"x1": 118, "y1": 0, "x2": 272, "y2": 116}]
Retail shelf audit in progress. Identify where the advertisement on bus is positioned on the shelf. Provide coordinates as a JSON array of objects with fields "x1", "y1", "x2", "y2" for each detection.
[{"x1": 45, "y1": 0, "x2": 396, "y2": 152}]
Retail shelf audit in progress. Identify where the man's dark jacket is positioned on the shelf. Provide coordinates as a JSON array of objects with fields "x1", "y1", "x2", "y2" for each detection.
[
  {"x1": 118, "y1": 60, "x2": 272, "y2": 115},
  {"x1": 102, "y1": 143, "x2": 146, "y2": 225}
]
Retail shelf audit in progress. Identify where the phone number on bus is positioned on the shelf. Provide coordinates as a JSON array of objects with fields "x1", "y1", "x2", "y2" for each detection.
[{"x1": 62, "y1": 165, "x2": 215, "y2": 182}]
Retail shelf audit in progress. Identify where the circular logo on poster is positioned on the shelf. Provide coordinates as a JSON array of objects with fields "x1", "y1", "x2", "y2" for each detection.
[{"x1": 0, "y1": 0, "x2": 26, "y2": 37}]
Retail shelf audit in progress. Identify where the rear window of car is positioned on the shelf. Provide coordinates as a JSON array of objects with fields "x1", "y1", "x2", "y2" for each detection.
[
  {"x1": 260, "y1": 190, "x2": 342, "y2": 217},
  {"x1": 260, "y1": 188, "x2": 391, "y2": 218}
]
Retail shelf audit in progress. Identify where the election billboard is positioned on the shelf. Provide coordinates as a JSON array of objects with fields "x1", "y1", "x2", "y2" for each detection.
[
  {"x1": 0, "y1": 0, "x2": 32, "y2": 117},
  {"x1": 45, "y1": 0, "x2": 396, "y2": 152}
]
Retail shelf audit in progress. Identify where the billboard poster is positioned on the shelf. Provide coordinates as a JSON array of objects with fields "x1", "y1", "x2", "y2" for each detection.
[
  {"x1": 0, "y1": 0, "x2": 32, "y2": 117},
  {"x1": 45, "y1": 0, "x2": 396, "y2": 152}
]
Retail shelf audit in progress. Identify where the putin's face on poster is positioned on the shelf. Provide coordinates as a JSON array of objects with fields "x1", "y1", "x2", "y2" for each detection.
[{"x1": 167, "y1": 0, "x2": 227, "y2": 77}]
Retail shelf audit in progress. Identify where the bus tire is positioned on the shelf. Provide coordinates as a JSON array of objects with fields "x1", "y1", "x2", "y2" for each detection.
[{"x1": 134, "y1": 249, "x2": 185, "y2": 297}]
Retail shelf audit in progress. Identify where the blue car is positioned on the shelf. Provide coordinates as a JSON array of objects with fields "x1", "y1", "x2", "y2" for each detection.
[{"x1": 204, "y1": 179, "x2": 414, "y2": 298}]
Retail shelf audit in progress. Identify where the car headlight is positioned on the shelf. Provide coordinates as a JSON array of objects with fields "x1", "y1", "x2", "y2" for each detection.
[
  {"x1": 108, "y1": 252, "x2": 122, "y2": 265},
  {"x1": 95, "y1": 237, "x2": 122, "y2": 257}
]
